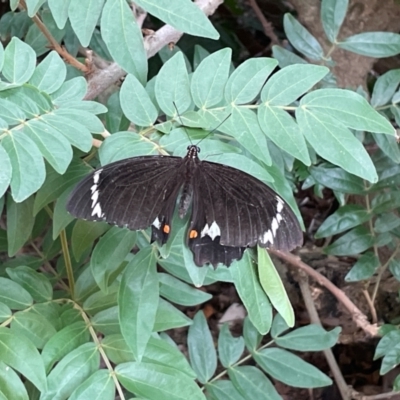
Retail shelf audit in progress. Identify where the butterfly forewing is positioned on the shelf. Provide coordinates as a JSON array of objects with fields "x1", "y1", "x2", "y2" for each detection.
[{"x1": 66, "y1": 156, "x2": 184, "y2": 233}]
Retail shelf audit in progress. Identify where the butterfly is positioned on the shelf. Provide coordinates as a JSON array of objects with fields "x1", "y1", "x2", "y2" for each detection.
[{"x1": 66, "y1": 141, "x2": 303, "y2": 267}]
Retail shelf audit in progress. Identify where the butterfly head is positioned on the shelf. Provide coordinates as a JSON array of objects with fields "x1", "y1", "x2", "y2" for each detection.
[{"x1": 187, "y1": 145, "x2": 200, "y2": 159}]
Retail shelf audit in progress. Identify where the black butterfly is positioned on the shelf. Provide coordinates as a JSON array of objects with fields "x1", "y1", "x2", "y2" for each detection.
[{"x1": 66, "y1": 145, "x2": 303, "y2": 266}]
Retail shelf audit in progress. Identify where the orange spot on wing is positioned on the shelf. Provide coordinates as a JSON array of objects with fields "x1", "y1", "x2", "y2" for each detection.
[
  {"x1": 163, "y1": 224, "x2": 170, "y2": 234},
  {"x1": 189, "y1": 230, "x2": 198, "y2": 239}
]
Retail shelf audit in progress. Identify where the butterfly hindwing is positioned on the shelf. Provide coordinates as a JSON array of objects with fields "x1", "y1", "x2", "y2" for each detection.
[
  {"x1": 187, "y1": 159, "x2": 303, "y2": 266},
  {"x1": 66, "y1": 156, "x2": 184, "y2": 236}
]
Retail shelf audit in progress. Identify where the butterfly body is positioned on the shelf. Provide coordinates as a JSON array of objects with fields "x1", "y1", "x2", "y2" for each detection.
[{"x1": 67, "y1": 145, "x2": 302, "y2": 266}]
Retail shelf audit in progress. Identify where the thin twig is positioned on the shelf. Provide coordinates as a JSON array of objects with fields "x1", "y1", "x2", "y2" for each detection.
[
  {"x1": 297, "y1": 272, "x2": 351, "y2": 400},
  {"x1": 19, "y1": 0, "x2": 87, "y2": 72},
  {"x1": 269, "y1": 249, "x2": 379, "y2": 337},
  {"x1": 248, "y1": 0, "x2": 280, "y2": 46}
]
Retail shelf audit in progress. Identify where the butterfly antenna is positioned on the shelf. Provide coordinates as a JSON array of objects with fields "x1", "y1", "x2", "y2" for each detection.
[
  {"x1": 173, "y1": 102, "x2": 193, "y2": 145},
  {"x1": 196, "y1": 113, "x2": 231, "y2": 147}
]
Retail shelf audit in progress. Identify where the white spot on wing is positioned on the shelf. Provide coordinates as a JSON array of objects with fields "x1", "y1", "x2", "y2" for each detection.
[
  {"x1": 200, "y1": 221, "x2": 221, "y2": 240},
  {"x1": 91, "y1": 190, "x2": 99, "y2": 208},
  {"x1": 93, "y1": 168, "x2": 103, "y2": 184},
  {"x1": 153, "y1": 217, "x2": 161, "y2": 229},
  {"x1": 276, "y1": 196, "x2": 284, "y2": 213},
  {"x1": 208, "y1": 221, "x2": 221, "y2": 240},
  {"x1": 271, "y1": 217, "x2": 279, "y2": 236},
  {"x1": 262, "y1": 230, "x2": 274, "y2": 245},
  {"x1": 92, "y1": 202, "x2": 103, "y2": 218}
]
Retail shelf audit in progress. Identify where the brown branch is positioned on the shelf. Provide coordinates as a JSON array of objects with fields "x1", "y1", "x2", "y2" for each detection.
[
  {"x1": 19, "y1": 0, "x2": 87, "y2": 72},
  {"x1": 269, "y1": 249, "x2": 379, "y2": 338},
  {"x1": 85, "y1": 0, "x2": 224, "y2": 100},
  {"x1": 248, "y1": 0, "x2": 280, "y2": 46},
  {"x1": 297, "y1": 272, "x2": 352, "y2": 400}
]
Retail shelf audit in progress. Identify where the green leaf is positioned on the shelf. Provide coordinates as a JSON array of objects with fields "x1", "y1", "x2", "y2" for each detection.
[
  {"x1": 345, "y1": 252, "x2": 380, "y2": 282},
  {"x1": 40, "y1": 113, "x2": 93, "y2": 152},
  {"x1": 0, "y1": 303, "x2": 12, "y2": 323},
  {"x1": 228, "y1": 366, "x2": 281, "y2": 400},
  {"x1": 300, "y1": 88, "x2": 395, "y2": 134},
  {"x1": 134, "y1": 0, "x2": 218, "y2": 39},
  {"x1": 258, "y1": 248, "x2": 294, "y2": 327},
  {"x1": 375, "y1": 330, "x2": 400, "y2": 359},
  {"x1": 71, "y1": 220, "x2": 110, "y2": 261},
  {"x1": 272, "y1": 45, "x2": 307, "y2": 68},
  {"x1": 338, "y1": 32, "x2": 400, "y2": 58},
  {"x1": 283, "y1": 13, "x2": 324, "y2": 60},
  {"x1": 321, "y1": 0, "x2": 348, "y2": 42},
  {"x1": 225, "y1": 58, "x2": 277, "y2": 104},
  {"x1": 6, "y1": 195, "x2": 34, "y2": 256},
  {"x1": 0, "y1": 145, "x2": 11, "y2": 198},
  {"x1": 296, "y1": 108, "x2": 378, "y2": 182},
  {"x1": 155, "y1": 52, "x2": 191, "y2": 116},
  {"x1": 390, "y1": 259, "x2": 400, "y2": 281},
  {"x1": 50, "y1": 77, "x2": 86, "y2": 104},
  {"x1": 309, "y1": 165, "x2": 366, "y2": 194},
  {"x1": 270, "y1": 313, "x2": 290, "y2": 338},
  {"x1": 191, "y1": 48, "x2": 232, "y2": 108},
  {"x1": 2, "y1": 131, "x2": 45, "y2": 202},
  {"x1": 372, "y1": 131, "x2": 400, "y2": 164},
  {"x1": 105, "y1": 91, "x2": 130, "y2": 133},
  {"x1": 0, "y1": 276, "x2": 33, "y2": 310},
  {"x1": 53, "y1": 108, "x2": 105, "y2": 133},
  {"x1": 48, "y1": 0, "x2": 70, "y2": 29},
  {"x1": 40, "y1": 343, "x2": 100, "y2": 400},
  {"x1": 0, "y1": 360, "x2": 29, "y2": 400},
  {"x1": 0, "y1": 327, "x2": 47, "y2": 392},
  {"x1": 101, "y1": 0, "x2": 147, "y2": 83},
  {"x1": 153, "y1": 298, "x2": 192, "y2": 331},
  {"x1": 3, "y1": 37, "x2": 36, "y2": 84},
  {"x1": 218, "y1": 324, "x2": 245, "y2": 368},
  {"x1": 258, "y1": 105, "x2": 310, "y2": 165},
  {"x1": 53, "y1": 187, "x2": 75, "y2": 238},
  {"x1": 220, "y1": 107, "x2": 271, "y2": 166},
  {"x1": 69, "y1": 0, "x2": 104, "y2": 47},
  {"x1": 102, "y1": 334, "x2": 195, "y2": 378},
  {"x1": 315, "y1": 205, "x2": 370, "y2": 238},
  {"x1": 99, "y1": 131, "x2": 158, "y2": 164},
  {"x1": 116, "y1": 361, "x2": 205, "y2": 400},
  {"x1": 29, "y1": 51, "x2": 66, "y2": 94},
  {"x1": 41, "y1": 321, "x2": 90, "y2": 373},
  {"x1": 371, "y1": 69, "x2": 400, "y2": 107},
  {"x1": 231, "y1": 252, "x2": 272, "y2": 335},
  {"x1": 255, "y1": 347, "x2": 332, "y2": 388},
  {"x1": 119, "y1": 247, "x2": 158, "y2": 361},
  {"x1": 243, "y1": 317, "x2": 262, "y2": 353},
  {"x1": 91, "y1": 227, "x2": 137, "y2": 291},
  {"x1": 159, "y1": 273, "x2": 212, "y2": 306},
  {"x1": 69, "y1": 369, "x2": 115, "y2": 400},
  {"x1": 33, "y1": 159, "x2": 91, "y2": 214},
  {"x1": 10, "y1": 311, "x2": 57, "y2": 349},
  {"x1": 0, "y1": 98, "x2": 26, "y2": 125},
  {"x1": 120, "y1": 74, "x2": 158, "y2": 126},
  {"x1": 205, "y1": 380, "x2": 245, "y2": 400},
  {"x1": 380, "y1": 344, "x2": 400, "y2": 375},
  {"x1": 371, "y1": 192, "x2": 400, "y2": 214},
  {"x1": 324, "y1": 226, "x2": 374, "y2": 256},
  {"x1": 188, "y1": 311, "x2": 217, "y2": 384},
  {"x1": 261, "y1": 64, "x2": 329, "y2": 106},
  {"x1": 6, "y1": 266, "x2": 52, "y2": 302},
  {"x1": 275, "y1": 324, "x2": 341, "y2": 351},
  {"x1": 22, "y1": 120, "x2": 72, "y2": 174}
]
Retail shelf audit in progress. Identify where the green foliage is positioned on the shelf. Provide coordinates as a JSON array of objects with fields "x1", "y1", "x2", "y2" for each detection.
[{"x1": 0, "y1": 0, "x2": 399, "y2": 397}]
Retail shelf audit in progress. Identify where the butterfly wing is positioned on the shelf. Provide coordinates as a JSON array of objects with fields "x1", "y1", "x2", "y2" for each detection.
[
  {"x1": 66, "y1": 156, "x2": 184, "y2": 235},
  {"x1": 188, "y1": 160, "x2": 303, "y2": 266}
]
